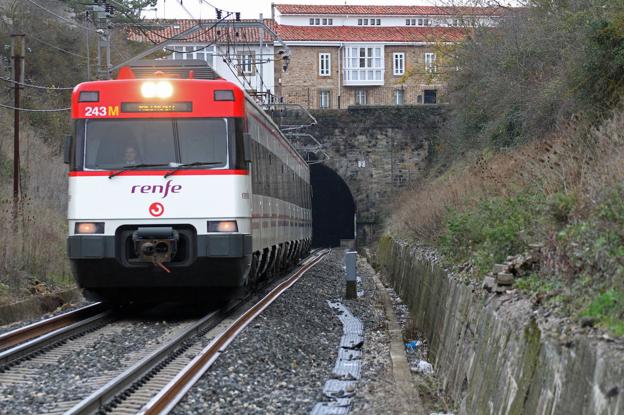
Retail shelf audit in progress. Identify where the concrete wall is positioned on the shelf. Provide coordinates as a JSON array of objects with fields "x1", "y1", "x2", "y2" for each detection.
[
  {"x1": 374, "y1": 237, "x2": 624, "y2": 415},
  {"x1": 306, "y1": 106, "x2": 446, "y2": 244}
]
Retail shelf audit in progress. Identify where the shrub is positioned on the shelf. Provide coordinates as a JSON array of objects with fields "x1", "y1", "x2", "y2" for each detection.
[
  {"x1": 439, "y1": 193, "x2": 546, "y2": 275},
  {"x1": 580, "y1": 290, "x2": 624, "y2": 336}
]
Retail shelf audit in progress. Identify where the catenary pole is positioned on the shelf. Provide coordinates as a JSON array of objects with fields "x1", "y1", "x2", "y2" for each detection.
[{"x1": 11, "y1": 34, "x2": 25, "y2": 214}]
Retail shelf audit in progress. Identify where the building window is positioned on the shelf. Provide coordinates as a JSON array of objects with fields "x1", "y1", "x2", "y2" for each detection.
[
  {"x1": 328, "y1": 18, "x2": 333, "y2": 25},
  {"x1": 355, "y1": 90, "x2": 367, "y2": 105},
  {"x1": 238, "y1": 52, "x2": 255, "y2": 75},
  {"x1": 418, "y1": 18, "x2": 430, "y2": 26},
  {"x1": 344, "y1": 46, "x2": 384, "y2": 84},
  {"x1": 315, "y1": 18, "x2": 320, "y2": 25},
  {"x1": 425, "y1": 52, "x2": 436, "y2": 73},
  {"x1": 309, "y1": 18, "x2": 314, "y2": 25},
  {"x1": 319, "y1": 90, "x2": 330, "y2": 108},
  {"x1": 170, "y1": 45, "x2": 214, "y2": 64},
  {"x1": 358, "y1": 18, "x2": 362, "y2": 25},
  {"x1": 364, "y1": 18, "x2": 369, "y2": 25},
  {"x1": 319, "y1": 53, "x2": 331, "y2": 76},
  {"x1": 393, "y1": 52, "x2": 405, "y2": 76},
  {"x1": 322, "y1": 18, "x2": 327, "y2": 25},
  {"x1": 406, "y1": 19, "x2": 411, "y2": 25},
  {"x1": 394, "y1": 89, "x2": 405, "y2": 105},
  {"x1": 424, "y1": 89, "x2": 437, "y2": 104}
]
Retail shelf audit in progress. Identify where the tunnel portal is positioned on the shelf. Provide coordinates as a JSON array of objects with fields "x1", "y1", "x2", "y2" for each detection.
[{"x1": 310, "y1": 164, "x2": 356, "y2": 247}]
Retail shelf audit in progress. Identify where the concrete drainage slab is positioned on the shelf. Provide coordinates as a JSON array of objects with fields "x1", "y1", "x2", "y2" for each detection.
[{"x1": 311, "y1": 301, "x2": 363, "y2": 415}]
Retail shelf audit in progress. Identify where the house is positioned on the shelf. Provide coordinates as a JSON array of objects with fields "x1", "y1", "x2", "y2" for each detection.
[
  {"x1": 271, "y1": 3, "x2": 502, "y2": 108},
  {"x1": 127, "y1": 4, "x2": 503, "y2": 108},
  {"x1": 127, "y1": 19, "x2": 278, "y2": 103}
]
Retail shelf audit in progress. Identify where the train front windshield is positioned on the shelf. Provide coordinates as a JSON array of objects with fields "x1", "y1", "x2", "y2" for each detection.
[{"x1": 82, "y1": 118, "x2": 228, "y2": 170}]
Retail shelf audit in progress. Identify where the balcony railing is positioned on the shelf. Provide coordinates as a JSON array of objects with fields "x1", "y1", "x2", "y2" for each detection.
[{"x1": 342, "y1": 69, "x2": 385, "y2": 86}]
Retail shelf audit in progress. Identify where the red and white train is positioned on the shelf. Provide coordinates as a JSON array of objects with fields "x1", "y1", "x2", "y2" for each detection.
[{"x1": 65, "y1": 60, "x2": 312, "y2": 303}]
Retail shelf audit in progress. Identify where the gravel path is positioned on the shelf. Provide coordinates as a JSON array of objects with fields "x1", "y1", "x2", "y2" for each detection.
[
  {"x1": 173, "y1": 249, "x2": 434, "y2": 415},
  {"x1": 0, "y1": 314, "x2": 196, "y2": 414}
]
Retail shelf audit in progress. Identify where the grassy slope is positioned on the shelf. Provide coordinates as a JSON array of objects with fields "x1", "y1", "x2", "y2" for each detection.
[
  {"x1": 386, "y1": 1, "x2": 624, "y2": 336},
  {"x1": 0, "y1": 1, "x2": 146, "y2": 304}
]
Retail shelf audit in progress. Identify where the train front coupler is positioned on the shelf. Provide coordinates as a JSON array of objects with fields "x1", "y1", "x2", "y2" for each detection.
[{"x1": 132, "y1": 227, "x2": 179, "y2": 272}]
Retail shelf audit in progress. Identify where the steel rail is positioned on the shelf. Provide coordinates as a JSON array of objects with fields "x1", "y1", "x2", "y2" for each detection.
[
  {"x1": 0, "y1": 310, "x2": 113, "y2": 369},
  {"x1": 0, "y1": 302, "x2": 105, "y2": 351},
  {"x1": 138, "y1": 249, "x2": 329, "y2": 415},
  {"x1": 65, "y1": 308, "x2": 225, "y2": 415}
]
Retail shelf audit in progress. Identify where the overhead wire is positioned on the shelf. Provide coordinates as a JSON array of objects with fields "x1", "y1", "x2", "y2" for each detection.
[
  {"x1": 24, "y1": 0, "x2": 97, "y2": 32},
  {"x1": 30, "y1": 35, "x2": 88, "y2": 59},
  {"x1": 108, "y1": 0, "x2": 227, "y2": 43},
  {"x1": 0, "y1": 76, "x2": 74, "y2": 90},
  {"x1": 0, "y1": 103, "x2": 70, "y2": 112}
]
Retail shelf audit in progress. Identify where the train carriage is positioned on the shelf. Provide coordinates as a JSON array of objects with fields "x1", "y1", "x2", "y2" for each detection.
[{"x1": 65, "y1": 60, "x2": 312, "y2": 303}]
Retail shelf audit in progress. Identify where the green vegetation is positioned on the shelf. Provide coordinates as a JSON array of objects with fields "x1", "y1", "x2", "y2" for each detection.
[
  {"x1": 581, "y1": 290, "x2": 624, "y2": 336},
  {"x1": 442, "y1": 0, "x2": 624, "y2": 153},
  {"x1": 440, "y1": 193, "x2": 546, "y2": 275},
  {"x1": 388, "y1": 0, "x2": 624, "y2": 337}
]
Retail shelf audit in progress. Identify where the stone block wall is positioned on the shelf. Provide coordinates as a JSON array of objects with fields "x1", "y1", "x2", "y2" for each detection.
[
  {"x1": 375, "y1": 237, "x2": 624, "y2": 415},
  {"x1": 306, "y1": 106, "x2": 446, "y2": 243}
]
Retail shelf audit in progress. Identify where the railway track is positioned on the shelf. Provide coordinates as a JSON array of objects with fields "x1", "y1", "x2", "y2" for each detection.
[
  {"x1": 65, "y1": 249, "x2": 329, "y2": 415},
  {"x1": 0, "y1": 302, "x2": 112, "y2": 370}
]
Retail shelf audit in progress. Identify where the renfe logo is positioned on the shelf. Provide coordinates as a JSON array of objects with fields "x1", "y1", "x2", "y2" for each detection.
[
  {"x1": 149, "y1": 202, "x2": 164, "y2": 217},
  {"x1": 131, "y1": 180, "x2": 182, "y2": 199}
]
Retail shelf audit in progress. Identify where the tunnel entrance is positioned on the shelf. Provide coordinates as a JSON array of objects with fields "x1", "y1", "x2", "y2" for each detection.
[{"x1": 310, "y1": 164, "x2": 356, "y2": 247}]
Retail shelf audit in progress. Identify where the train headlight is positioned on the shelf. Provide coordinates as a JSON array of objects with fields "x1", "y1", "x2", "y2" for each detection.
[
  {"x1": 208, "y1": 221, "x2": 238, "y2": 233},
  {"x1": 75, "y1": 222, "x2": 104, "y2": 234},
  {"x1": 141, "y1": 81, "x2": 173, "y2": 99}
]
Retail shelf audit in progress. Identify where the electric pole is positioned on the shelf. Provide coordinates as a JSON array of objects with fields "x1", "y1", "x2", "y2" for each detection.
[
  {"x1": 11, "y1": 34, "x2": 25, "y2": 215},
  {"x1": 91, "y1": 1, "x2": 113, "y2": 79}
]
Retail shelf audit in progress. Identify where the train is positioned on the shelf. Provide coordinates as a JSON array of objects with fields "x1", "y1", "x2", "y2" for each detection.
[{"x1": 64, "y1": 60, "x2": 312, "y2": 303}]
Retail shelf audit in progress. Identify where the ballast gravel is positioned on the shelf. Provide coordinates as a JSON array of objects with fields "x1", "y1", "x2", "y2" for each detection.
[
  {"x1": 173, "y1": 249, "x2": 417, "y2": 414},
  {"x1": 0, "y1": 316, "x2": 195, "y2": 414}
]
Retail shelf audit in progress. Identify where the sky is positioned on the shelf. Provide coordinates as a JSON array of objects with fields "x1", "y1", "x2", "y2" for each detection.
[{"x1": 144, "y1": 0, "x2": 514, "y2": 20}]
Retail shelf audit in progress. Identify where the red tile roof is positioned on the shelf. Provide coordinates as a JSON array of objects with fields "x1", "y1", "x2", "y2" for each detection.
[
  {"x1": 274, "y1": 4, "x2": 503, "y2": 16},
  {"x1": 127, "y1": 19, "x2": 468, "y2": 44},
  {"x1": 127, "y1": 19, "x2": 277, "y2": 44},
  {"x1": 276, "y1": 25, "x2": 468, "y2": 42}
]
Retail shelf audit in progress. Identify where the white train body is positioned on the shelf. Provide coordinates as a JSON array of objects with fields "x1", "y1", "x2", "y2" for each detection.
[{"x1": 66, "y1": 61, "x2": 311, "y2": 302}]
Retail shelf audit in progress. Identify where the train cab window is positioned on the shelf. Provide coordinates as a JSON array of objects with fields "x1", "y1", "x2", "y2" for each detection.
[
  {"x1": 84, "y1": 119, "x2": 176, "y2": 169},
  {"x1": 82, "y1": 118, "x2": 228, "y2": 170},
  {"x1": 177, "y1": 118, "x2": 227, "y2": 166}
]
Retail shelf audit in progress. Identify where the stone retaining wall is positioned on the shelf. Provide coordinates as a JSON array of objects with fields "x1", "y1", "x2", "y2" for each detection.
[
  {"x1": 308, "y1": 106, "x2": 446, "y2": 244},
  {"x1": 375, "y1": 236, "x2": 623, "y2": 415}
]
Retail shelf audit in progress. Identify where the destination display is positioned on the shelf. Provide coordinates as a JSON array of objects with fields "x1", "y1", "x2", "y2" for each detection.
[{"x1": 121, "y1": 102, "x2": 193, "y2": 113}]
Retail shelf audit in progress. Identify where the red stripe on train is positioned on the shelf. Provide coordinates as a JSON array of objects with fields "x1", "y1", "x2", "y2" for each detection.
[{"x1": 68, "y1": 169, "x2": 249, "y2": 177}]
